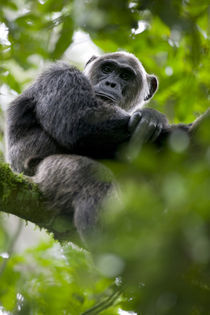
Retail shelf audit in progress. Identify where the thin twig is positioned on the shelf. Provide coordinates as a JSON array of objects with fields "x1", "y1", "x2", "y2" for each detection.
[
  {"x1": 82, "y1": 287, "x2": 122, "y2": 315},
  {"x1": 0, "y1": 218, "x2": 23, "y2": 276}
]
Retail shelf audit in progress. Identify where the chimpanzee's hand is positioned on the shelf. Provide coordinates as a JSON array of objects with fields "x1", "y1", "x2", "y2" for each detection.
[{"x1": 128, "y1": 108, "x2": 168, "y2": 146}]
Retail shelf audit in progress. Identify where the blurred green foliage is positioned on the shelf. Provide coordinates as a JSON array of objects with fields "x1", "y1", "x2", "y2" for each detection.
[
  {"x1": 0, "y1": 0, "x2": 210, "y2": 314},
  {"x1": 0, "y1": 236, "x2": 121, "y2": 314}
]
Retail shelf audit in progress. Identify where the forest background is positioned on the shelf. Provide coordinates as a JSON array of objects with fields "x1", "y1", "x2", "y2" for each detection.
[{"x1": 0, "y1": 0, "x2": 210, "y2": 314}]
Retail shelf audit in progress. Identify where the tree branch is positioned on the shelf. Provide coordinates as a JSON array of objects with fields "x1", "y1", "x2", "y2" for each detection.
[{"x1": 0, "y1": 162, "x2": 78, "y2": 244}]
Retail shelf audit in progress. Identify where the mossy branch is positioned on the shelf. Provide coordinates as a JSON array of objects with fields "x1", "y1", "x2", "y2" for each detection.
[{"x1": 0, "y1": 162, "x2": 78, "y2": 243}]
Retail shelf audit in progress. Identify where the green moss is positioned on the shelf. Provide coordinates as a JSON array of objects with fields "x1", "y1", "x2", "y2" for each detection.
[{"x1": 0, "y1": 162, "x2": 40, "y2": 205}]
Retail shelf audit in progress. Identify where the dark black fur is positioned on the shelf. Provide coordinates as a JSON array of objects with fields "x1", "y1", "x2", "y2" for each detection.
[{"x1": 6, "y1": 52, "x2": 171, "y2": 240}]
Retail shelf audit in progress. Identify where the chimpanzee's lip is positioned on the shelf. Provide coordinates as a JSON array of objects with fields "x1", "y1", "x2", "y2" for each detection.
[{"x1": 95, "y1": 92, "x2": 117, "y2": 102}]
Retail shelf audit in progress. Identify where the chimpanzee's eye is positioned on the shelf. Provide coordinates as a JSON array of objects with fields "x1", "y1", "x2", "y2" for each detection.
[
  {"x1": 120, "y1": 70, "x2": 132, "y2": 81},
  {"x1": 102, "y1": 63, "x2": 114, "y2": 74}
]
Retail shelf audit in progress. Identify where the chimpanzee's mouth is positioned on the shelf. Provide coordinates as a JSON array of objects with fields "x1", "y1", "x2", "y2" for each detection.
[{"x1": 95, "y1": 92, "x2": 117, "y2": 103}]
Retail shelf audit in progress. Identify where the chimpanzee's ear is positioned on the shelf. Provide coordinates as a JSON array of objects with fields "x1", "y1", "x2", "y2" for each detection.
[
  {"x1": 85, "y1": 55, "x2": 98, "y2": 68},
  {"x1": 144, "y1": 74, "x2": 158, "y2": 101}
]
